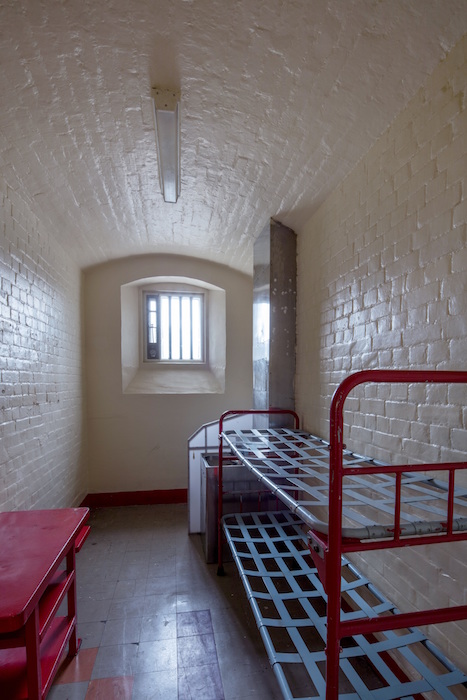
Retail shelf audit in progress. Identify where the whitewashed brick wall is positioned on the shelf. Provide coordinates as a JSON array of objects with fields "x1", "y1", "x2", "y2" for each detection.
[
  {"x1": 297, "y1": 35, "x2": 467, "y2": 670},
  {"x1": 0, "y1": 176, "x2": 87, "y2": 511}
]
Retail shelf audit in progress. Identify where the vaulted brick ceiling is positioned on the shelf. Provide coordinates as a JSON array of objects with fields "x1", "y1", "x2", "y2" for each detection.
[{"x1": 1, "y1": 0, "x2": 466, "y2": 273}]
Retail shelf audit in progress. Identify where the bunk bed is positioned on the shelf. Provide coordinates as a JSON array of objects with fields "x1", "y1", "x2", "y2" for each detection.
[{"x1": 216, "y1": 370, "x2": 467, "y2": 700}]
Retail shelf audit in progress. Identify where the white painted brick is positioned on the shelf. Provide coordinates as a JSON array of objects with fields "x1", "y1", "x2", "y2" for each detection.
[
  {"x1": 419, "y1": 221, "x2": 463, "y2": 264},
  {"x1": 0, "y1": 176, "x2": 87, "y2": 512},
  {"x1": 406, "y1": 268, "x2": 433, "y2": 298},
  {"x1": 297, "y1": 34, "x2": 467, "y2": 668},
  {"x1": 424, "y1": 255, "x2": 451, "y2": 282},
  {"x1": 450, "y1": 337, "x2": 467, "y2": 363},
  {"x1": 417, "y1": 182, "x2": 462, "y2": 229},
  {"x1": 427, "y1": 299, "x2": 449, "y2": 325},
  {"x1": 426, "y1": 169, "x2": 448, "y2": 204},
  {"x1": 453, "y1": 198, "x2": 467, "y2": 228},
  {"x1": 451, "y1": 428, "x2": 467, "y2": 452},
  {"x1": 437, "y1": 131, "x2": 467, "y2": 173},
  {"x1": 431, "y1": 123, "x2": 454, "y2": 155},
  {"x1": 410, "y1": 420, "x2": 431, "y2": 445},
  {"x1": 393, "y1": 346, "x2": 410, "y2": 365},
  {"x1": 447, "y1": 152, "x2": 467, "y2": 187},
  {"x1": 410, "y1": 140, "x2": 433, "y2": 176}
]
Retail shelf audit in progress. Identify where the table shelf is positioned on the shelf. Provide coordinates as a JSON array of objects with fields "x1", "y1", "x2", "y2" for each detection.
[
  {"x1": 39, "y1": 570, "x2": 74, "y2": 643},
  {"x1": 0, "y1": 616, "x2": 74, "y2": 700},
  {"x1": 0, "y1": 570, "x2": 74, "y2": 652},
  {"x1": 0, "y1": 508, "x2": 89, "y2": 700}
]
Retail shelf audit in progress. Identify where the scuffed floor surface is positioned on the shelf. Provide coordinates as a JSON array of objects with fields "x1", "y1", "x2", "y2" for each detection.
[{"x1": 49, "y1": 504, "x2": 280, "y2": 700}]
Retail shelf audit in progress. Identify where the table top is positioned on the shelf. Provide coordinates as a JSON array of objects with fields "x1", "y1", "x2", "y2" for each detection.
[{"x1": 0, "y1": 508, "x2": 89, "y2": 633}]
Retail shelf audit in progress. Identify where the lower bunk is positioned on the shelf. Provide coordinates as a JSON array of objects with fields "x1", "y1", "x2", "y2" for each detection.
[{"x1": 223, "y1": 509, "x2": 467, "y2": 700}]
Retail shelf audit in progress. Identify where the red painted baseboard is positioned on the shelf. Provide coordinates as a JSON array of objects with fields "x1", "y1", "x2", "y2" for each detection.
[{"x1": 81, "y1": 489, "x2": 188, "y2": 508}]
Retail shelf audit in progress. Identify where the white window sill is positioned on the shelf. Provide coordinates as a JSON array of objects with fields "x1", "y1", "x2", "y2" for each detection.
[{"x1": 123, "y1": 367, "x2": 225, "y2": 394}]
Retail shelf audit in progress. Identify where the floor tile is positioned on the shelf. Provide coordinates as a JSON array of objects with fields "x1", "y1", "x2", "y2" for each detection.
[
  {"x1": 177, "y1": 609, "x2": 213, "y2": 637},
  {"x1": 148, "y1": 557, "x2": 177, "y2": 579},
  {"x1": 100, "y1": 617, "x2": 142, "y2": 646},
  {"x1": 135, "y1": 638, "x2": 178, "y2": 674},
  {"x1": 78, "y1": 580, "x2": 117, "y2": 601},
  {"x1": 78, "y1": 621, "x2": 106, "y2": 649},
  {"x1": 107, "y1": 597, "x2": 149, "y2": 621},
  {"x1": 175, "y1": 588, "x2": 226, "y2": 614},
  {"x1": 91, "y1": 644, "x2": 139, "y2": 679},
  {"x1": 86, "y1": 676, "x2": 133, "y2": 699},
  {"x1": 113, "y1": 578, "x2": 147, "y2": 600},
  {"x1": 78, "y1": 598, "x2": 113, "y2": 625},
  {"x1": 131, "y1": 669, "x2": 178, "y2": 700},
  {"x1": 178, "y1": 662, "x2": 225, "y2": 700},
  {"x1": 139, "y1": 612, "x2": 177, "y2": 642},
  {"x1": 108, "y1": 592, "x2": 176, "y2": 620},
  {"x1": 54, "y1": 647, "x2": 99, "y2": 684},
  {"x1": 177, "y1": 632, "x2": 218, "y2": 668},
  {"x1": 48, "y1": 681, "x2": 89, "y2": 700},
  {"x1": 145, "y1": 574, "x2": 177, "y2": 595},
  {"x1": 220, "y1": 661, "x2": 282, "y2": 700},
  {"x1": 119, "y1": 551, "x2": 151, "y2": 579}
]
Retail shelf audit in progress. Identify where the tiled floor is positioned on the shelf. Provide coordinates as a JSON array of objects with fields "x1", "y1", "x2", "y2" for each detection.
[{"x1": 49, "y1": 504, "x2": 281, "y2": 700}]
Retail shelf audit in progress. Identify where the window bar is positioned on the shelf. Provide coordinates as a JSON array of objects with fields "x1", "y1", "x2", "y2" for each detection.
[
  {"x1": 168, "y1": 296, "x2": 173, "y2": 360},
  {"x1": 179, "y1": 296, "x2": 183, "y2": 360},
  {"x1": 190, "y1": 297, "x2": 194, "y2": 360}
]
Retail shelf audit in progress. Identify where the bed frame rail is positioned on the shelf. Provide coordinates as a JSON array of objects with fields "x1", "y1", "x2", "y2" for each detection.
[
  {"x1": 324, "y1": 369, "x2": 467, "y2": 700},
  {"x1": 215, "y1": 370, "x2": 467, "y2": 700}
]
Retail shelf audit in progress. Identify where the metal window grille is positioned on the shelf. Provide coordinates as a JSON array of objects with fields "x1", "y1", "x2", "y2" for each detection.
[{"x1": 145, "y1": 292, "x2": 203, "y2": 361}]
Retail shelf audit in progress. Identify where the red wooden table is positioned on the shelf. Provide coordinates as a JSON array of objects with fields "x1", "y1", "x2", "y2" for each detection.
[{"x1": 0, "y1": 508, "x2": 90, "y2": 700}]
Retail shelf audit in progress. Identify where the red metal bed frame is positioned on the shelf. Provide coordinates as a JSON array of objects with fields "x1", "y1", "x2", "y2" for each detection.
[{"x1": 216, "y1": 369, "x2": 467, "y2": 700}]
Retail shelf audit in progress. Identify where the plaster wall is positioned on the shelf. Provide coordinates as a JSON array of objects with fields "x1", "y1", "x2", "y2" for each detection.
[
  {"x1": 84, "y1": 254, "x2": 252, "y2": 494},
  {"x1": 296, "y1": 35, "x2": 467, "y2": 670},
  {"x1": 0, "y1": 175, "x2": 87, "y2": 511}
]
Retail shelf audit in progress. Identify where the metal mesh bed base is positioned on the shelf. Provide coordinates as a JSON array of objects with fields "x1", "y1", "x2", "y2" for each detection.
[
  {"x1": 223, "y1": 510, "x2": 467, "y2": 700},
  {"x1": 221, "y1": 428, "x2": 467, "y2": 540}
]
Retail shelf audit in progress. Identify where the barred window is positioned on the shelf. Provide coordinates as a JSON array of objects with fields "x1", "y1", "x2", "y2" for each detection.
[{"x1": 145, "y1": 292, "x2": 203, "y2": 361}]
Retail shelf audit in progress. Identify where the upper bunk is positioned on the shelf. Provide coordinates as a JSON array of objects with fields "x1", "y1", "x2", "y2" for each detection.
[
  {"x1": 218, "y1": 370, "x2": 467, "y2": 552},
  {"x1": 221, "y1": 425, "x2": 467, "y2": 541}
]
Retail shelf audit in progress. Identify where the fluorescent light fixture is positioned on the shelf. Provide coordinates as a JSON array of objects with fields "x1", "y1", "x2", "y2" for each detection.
[{"x1": 152, "y1": 88, "x2": 181, "y2": 203}]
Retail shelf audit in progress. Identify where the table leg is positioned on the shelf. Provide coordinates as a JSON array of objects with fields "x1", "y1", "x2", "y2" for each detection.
[
  {"x1": 25, "y1": 606, "x2": 41, "y2": 700},
  {"x1": 66, "y1": 547, "x2": 80, "y2": 657}
]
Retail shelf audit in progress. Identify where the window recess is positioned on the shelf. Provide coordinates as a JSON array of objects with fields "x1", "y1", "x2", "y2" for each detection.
[{"x1": 121, "y1": 275, "x2": 225, "y2": 395}]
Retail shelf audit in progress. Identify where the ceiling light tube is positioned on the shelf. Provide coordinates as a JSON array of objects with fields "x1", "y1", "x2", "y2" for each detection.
[{"x1": 152, "y1": 88, "x2": 181, "y2": 203}]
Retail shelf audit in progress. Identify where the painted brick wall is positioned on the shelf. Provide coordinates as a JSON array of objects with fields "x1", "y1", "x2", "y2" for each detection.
[
  {"x1": 0, "y1": 177, "x2": 87, "y2": 511},
  {"x1": 296, "y1": 35, "x2": 467, "y2": 670}
]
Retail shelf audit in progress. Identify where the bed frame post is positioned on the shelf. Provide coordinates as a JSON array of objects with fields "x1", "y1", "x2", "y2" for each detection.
[
  {"x1": 217, "y1": 408, "x2": 300, "y2": 576},
  {"x1": 325, "y1": 368, "x2": 467, "y2": 698},
  {"x1": 217, "y1": 411, "x2": 227, "y2": 576},
  {"x1": 326, "y1": 381, "x2": 347, "y2": 699}
]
